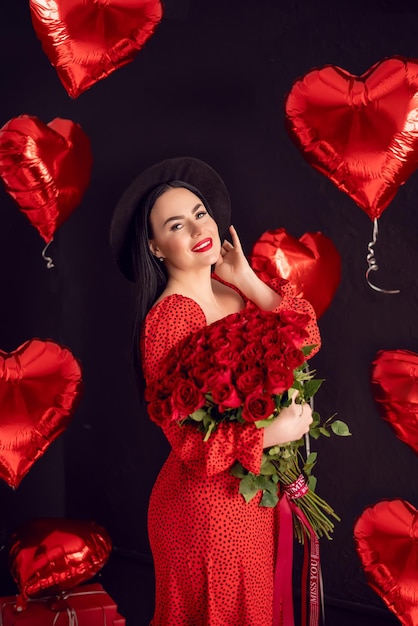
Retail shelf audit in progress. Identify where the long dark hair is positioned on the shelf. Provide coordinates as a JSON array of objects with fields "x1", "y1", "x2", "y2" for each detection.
[{"x1": 130, "y1": 180, "x2": 214, "y2": 392}]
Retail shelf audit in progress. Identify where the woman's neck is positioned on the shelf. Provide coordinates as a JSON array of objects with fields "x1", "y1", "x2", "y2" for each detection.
[{"x1": 166, "y1": 267, "x2": 216, "y2": 303}]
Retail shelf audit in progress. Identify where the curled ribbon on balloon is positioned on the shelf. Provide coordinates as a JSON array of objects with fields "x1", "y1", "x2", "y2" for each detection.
[
  {"x1": 354, "y1": 499, "x2": 418, "y2": 626},
  {"x1": 0, "y1": 339, "x2": 83, "y2": 489},
  {"x1": 8, "y1": 518, "x2": 112, "y2": 610},
  {"x1": 249, "y1": 228, "x2": 341, "y2": 318},
  {"x1": 29, "y1": 0, "x2": 163, "y2": 99},
  {"x1": 370, "y1": 348, "x2": 418, "y2": 455},
  {"x1": 285, "y1": 56, "x2": 418, "y2": 294}
]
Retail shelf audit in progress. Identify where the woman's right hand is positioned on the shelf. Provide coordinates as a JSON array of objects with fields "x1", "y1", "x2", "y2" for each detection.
[{"x1": 262, "y1": 393, "x2": 313, "y2": 448}]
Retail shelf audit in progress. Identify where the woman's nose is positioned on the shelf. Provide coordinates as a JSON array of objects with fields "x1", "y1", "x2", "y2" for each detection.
[{"x1": 190, "y1": 222, "x2": 202, "y2": 236}]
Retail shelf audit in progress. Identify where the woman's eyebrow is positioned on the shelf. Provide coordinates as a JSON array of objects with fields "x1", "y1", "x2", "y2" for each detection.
[{"x1": 163, "y1": 203, "x2": 202, "y2": 226}]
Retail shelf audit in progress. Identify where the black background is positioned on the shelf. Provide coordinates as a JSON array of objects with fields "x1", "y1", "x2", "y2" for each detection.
[{"x1": 1, "y1": 1, "x2": 418, "y2": 624}]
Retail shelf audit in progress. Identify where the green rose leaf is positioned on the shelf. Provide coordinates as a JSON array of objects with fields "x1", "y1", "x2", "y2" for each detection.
[
  {"x1": 260, "y1": 491, "x2": 279, "y2": 507},
  {"x1": 307, "y1": 474, "x2": 317, "y2": 492},
  {"x1": 300, "y1": 378, "x2": 324, "y2": 399},
  {"x1": 254, "y1": 417, "x2": 275, "y2": 429},
  {"x1": 319, "y1": 427, "x2": 331, "y2": 437},
  {"x1": 330, "y1": 420, "x2": 352, "y2": 436},
  {"x1": 259, "y1": 461, "x2": 277, "y2": 476},
  {"x1": 303, "y1": 452, "x2": 317, "y2": 475},
  {"x1": 230, "y1": 462, "x2": 247, "y2": 479},
  {"x1": 301, "y1": 344, "x2": 317, "y2": 357},
  {"x1": 189, "y1": 407, "x2": 207, "y2": 422},
  {"x1": 239, "y1": 474, "x2": 260, "y2": 502}
]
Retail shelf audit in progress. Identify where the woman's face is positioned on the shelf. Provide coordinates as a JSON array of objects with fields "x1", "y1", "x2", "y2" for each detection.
[{"x1": 148, "y1": 186, "x2": 221, "y2": 271}]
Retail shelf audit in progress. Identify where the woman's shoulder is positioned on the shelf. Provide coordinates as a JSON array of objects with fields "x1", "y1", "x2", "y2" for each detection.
[
  {"x1": 141, "y1": 294, "x2": 206, "y2": 380},
  {"x1": 143, "y1": 293, "x2": 206, "y2": 341},
  {"x1": 146, "y1": 293, "x2": 205, "y2": 322}
]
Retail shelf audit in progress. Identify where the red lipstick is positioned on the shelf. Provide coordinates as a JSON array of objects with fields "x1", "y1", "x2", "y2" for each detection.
[{"x1": 192, "y1": 238, "x2": 213, "y2": 252}]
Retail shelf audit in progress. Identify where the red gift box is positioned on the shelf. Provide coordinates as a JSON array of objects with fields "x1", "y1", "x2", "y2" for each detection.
[{"x1": 0, "y1": 583, "x2": 125, "y2": 626}]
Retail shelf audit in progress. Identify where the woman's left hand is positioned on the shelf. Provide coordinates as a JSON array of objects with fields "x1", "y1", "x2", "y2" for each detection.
[
  {"x1": 214, "y1": 225, "x2": 252, "y2": 285},
  {"x1": 215, "y1": 225, "x2": 282, "y2": 310}
]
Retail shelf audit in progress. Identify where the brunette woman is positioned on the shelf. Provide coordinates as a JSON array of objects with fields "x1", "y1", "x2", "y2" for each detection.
[{"x1": 110, "y1": 157, "x2": 320, "y2": 626}]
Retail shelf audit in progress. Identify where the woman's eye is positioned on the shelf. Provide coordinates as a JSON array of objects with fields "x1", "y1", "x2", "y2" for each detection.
[
  {"x1": 196, "y1": 211, "x2": 207, "y2": 219},
  {"x1": 170, "y1": 223, "x2": 183, "y2": 231}
]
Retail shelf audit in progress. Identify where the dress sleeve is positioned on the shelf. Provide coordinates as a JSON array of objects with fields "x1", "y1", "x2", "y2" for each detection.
[
  {"x1": 140, "y1": 295, "x2": 206, "y2": 382},
  {"x1": 162, "y1": 419, "x2": 263, "y2": 476},
  {"x1": 140, "y1": 295, "x2": 264, "y2": 476}
]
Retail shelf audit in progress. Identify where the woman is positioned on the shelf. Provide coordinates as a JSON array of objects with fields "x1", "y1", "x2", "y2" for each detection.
[{"x1": 110, "y1": 156, "x2": 321, "y2": 626}]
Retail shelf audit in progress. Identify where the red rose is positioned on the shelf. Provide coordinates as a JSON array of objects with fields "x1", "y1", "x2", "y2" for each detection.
[
  {"x1": 236, "y1": 367, "x2": 265, "y2": 395},
  {"x1": 263, "y1": 348, "x2": 282, "y2": 367},
  {"x1": 147, "y1": 398, "x2": 176, "y2": 425},
  {"x1": 206, "y1": 320, "x2": 228, "y2": 346},
  {"x1": 265, "y1": 364, "x2": 295, "y2": 395},
  {"x1": 241, "y1": 341, "x2": 264, "y2": 365},
  {"x1": 280, "y1": 309, "x2": 311, "y2": 328},
  {"x1": 191, "y1": 366, "x2": 209, "y2": 391},
  {"x1": 281, "y1": 345, "x2": 306, "y2": 370},
  {"x1": 153, "y1": 373, "x2": 182, "y2": 399},
  {"x1": 279, "y1": 311, "x2": 311, "y2": 346},
  {"x1": 163, "y1": 345, "x2": 182, "y2": 375},
  {"x1": 216, "y1": 344, "x2": 238, "y2": 368},
  {"x1": 212, "y1": 382, "x2": 243, "y2": 412},
  {"x1": 264, "y1": 345, "x2": 302, "y2": 373},
  {"x1": 206, "y1": 366, "x2": 232, "y2": 388},
  {"x1": 211, "y1": 336, "x2": 228, "y2": 353},
  {"x1": 192, "y1": 349, "x2": 213, "y2": 370},
  {"x1": 177, "y1": 340, "x2": 199, "y2": 372},
  {"x1": 241, "y1": 390, "x2": 276, "y2": 423},
  {"x1": 172, "y1": 379, "x2": 206, "y2": 417},
  {"x1": 279, "y1": 327, "x2": 309, "y2": 349},
  {"x1": 261, "y1": 329, "x2": 286, "y2": 352},
  {"x1": 144, "y1": 379, "x2": 158, "y2": 403}
]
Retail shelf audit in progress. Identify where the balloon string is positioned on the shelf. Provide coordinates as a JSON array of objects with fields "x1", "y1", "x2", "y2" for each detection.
[
  {"x1": 42, "y1": 239, "x2": 55, "y2": 269},
  {"x1": 365, "y1": 218, "x2": 400, "y2": 294}
]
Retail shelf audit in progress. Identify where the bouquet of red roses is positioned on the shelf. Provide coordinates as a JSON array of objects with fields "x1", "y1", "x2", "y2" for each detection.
[{"x1": 145, "y1": 304, "x2": 350, "y2": 540}]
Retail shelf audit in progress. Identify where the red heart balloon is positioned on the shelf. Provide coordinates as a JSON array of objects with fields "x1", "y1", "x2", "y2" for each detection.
[
  {"x1": 354, "y1": 499, "x2": 418, "y2": 626},
  {"x1": 0, "y1": 115, "x2": 92, "y2": 243},
  {"x1": 9, "y1": 518, "x2": 112, "y2": 609},
  {"x1": 29, "y1": 0, "x2": 163, "y2": 99},
  {"x1": 0, "y1": 339, "x2": 83, "y2": 489},
  {"x1": 371, "y1": 349, "x2": 418, "y2": 455},
  {"x1": 285, "y1": 56, "x2": 418, "y2": 220},
  {"x1": 249, "y1": 228, "x2": 341, "y2": 318}
]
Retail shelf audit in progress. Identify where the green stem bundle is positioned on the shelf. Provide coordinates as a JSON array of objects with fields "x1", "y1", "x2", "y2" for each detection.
[{"x1": 273, "y1": 457, "x2": 340, "y2": 542}]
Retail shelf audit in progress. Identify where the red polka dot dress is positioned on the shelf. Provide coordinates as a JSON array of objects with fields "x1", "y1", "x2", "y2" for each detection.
[{"x1": 140, "y1": 278, "x2": 320, "y2": 626}]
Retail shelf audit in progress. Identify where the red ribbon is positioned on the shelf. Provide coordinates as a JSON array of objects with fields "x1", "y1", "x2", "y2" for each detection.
[{"x1": 273, "y1": 477, "x2": 321, "y2": 626}]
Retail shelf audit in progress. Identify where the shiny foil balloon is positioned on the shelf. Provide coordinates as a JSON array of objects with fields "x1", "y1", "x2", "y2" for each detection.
[
  {"x1": 0, "y1": 339, "x2": 83, "y2": 489},
  {"x1": 285, "y1": 56, "x2": 418, "y2": 220},
  {"x1": 354, "y1": 499, "x2": 418, "y2": 626},
  {"x1": 249, "y1": 228, "x2": 341, "y2": 318},
  {"x1": 29, "y1": 0, "x2": 163, "y2": 99},
  {"x1": 371, "y1": 349, "x2": 418, "y2": 455},
  {"x1": 0, "y1": 115, "x2": 92, "y2": 243},
  {"x1": 9, "y1": 518, "x2": 112, "y2": 609}
]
